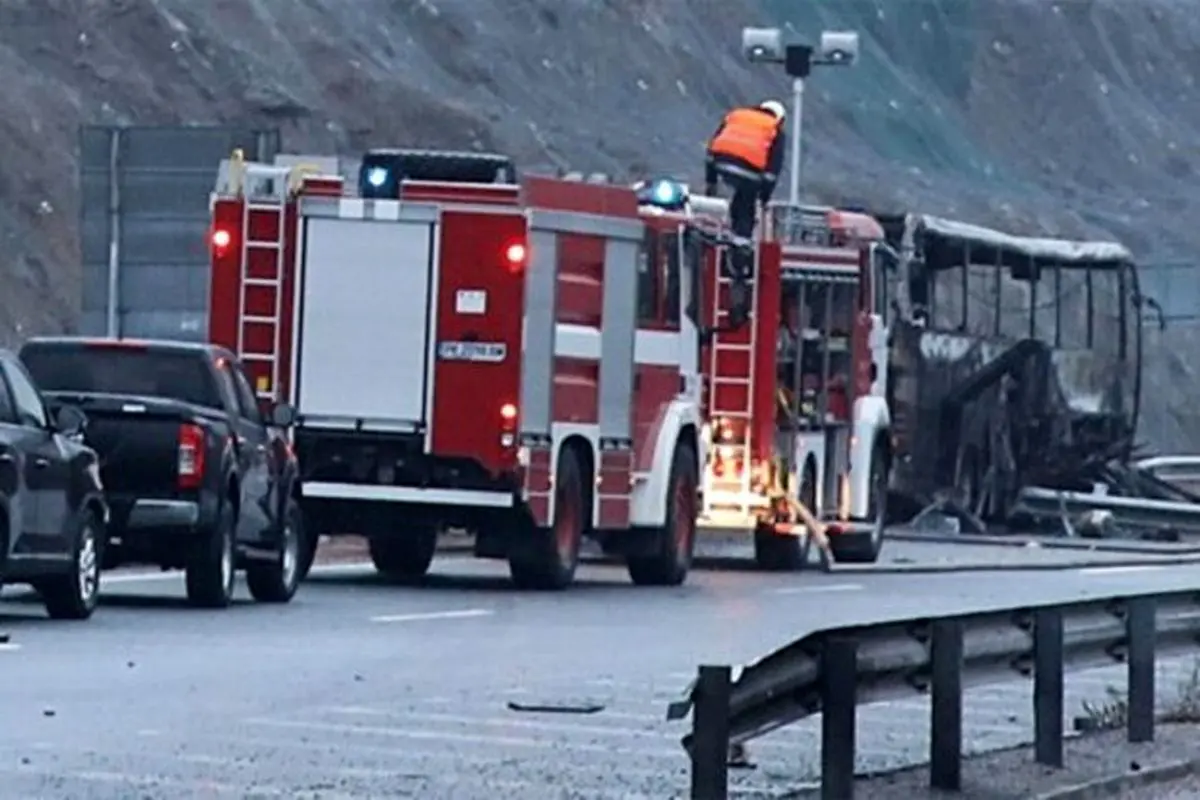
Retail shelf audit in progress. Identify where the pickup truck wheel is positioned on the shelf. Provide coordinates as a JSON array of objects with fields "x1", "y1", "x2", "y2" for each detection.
[
  {"x1": 368, "y1": 526, "x2": 438, "y2": 579},
  {"x1": 185, "y1": 502, "x2": 236, "y2": 609},
  {"x1": 627, "y1": 443, "x2": 697, "y2": 586},
  {"x1": 509, "y1": 447, "x2": 583, "y2": 590},
  {"x1": 246, "y1": 498, "x2": 304, "y2": 603},
  {"x1": 39, "y1": 508, "x2": 103, "y2": 620}
]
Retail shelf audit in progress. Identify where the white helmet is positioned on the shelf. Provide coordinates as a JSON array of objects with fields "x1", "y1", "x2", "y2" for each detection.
[{"x1": 758, "y1": 100, "x2": 786, "y2": 120}]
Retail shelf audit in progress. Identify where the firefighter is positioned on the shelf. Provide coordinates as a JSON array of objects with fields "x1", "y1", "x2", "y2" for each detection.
[{"x1": 703, "y1": 100, "x2": 788, "y2": 244}]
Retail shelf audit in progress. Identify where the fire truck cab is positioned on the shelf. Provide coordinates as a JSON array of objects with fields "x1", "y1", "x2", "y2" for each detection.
[
  {"x1": 206, "y1": 150, "x2": 702, "y2": 590},
  {"x1": 639, "y1": 182, "x2": 893, "y2": 570}
]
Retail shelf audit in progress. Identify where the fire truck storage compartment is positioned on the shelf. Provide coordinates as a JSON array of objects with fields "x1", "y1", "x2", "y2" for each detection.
[{"x1": 296, "y1": 213, "x2": 435, "y2": 427}]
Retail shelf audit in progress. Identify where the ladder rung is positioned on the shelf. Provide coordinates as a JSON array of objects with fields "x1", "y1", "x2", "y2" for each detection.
[
  {"x1": 243, "y1": 278, "x2": 279, "y2": 287},
  {"x1": 242, "y1": 315, "x2": 277, "y2": 325},
  {"x1": 247, "y1": 202, "x2": 286, "y2": 212},
  {"x1": 714, "y1": 343, "x2": 753, "y2": 352},
  {"x1": 712, "y1": 377, "x2": 751, "y2": 385},
  {"x1": 241, "y1": 353, "x2": 276, "y2": 362},
  {"x1": 246, "y1": 241, "x2": 281, "y2": 250},
  {"x1": 712, "y1": 411, "x2": 751, "y2": 418}
]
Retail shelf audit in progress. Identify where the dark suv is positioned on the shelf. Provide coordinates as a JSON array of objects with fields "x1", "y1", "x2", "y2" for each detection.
[{"x1": 0, "y1": 350, "x2": 106, "y2": 619}]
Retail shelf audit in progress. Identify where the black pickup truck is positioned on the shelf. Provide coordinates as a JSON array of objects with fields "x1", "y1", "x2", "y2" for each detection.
[{"x1": 19, "y1": 337, "x2": 308, "y2": 608}]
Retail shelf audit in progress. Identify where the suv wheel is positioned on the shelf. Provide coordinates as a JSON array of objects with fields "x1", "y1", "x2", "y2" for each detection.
[{"x1": 40, "y1": 508, "x2": 103, "y2": 620}]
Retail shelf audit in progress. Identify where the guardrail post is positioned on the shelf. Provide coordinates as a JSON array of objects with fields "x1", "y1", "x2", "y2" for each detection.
[
  {"x1": 690, "y1": 664, "x2": 732, "y2": 800},
  {"x1": 929, "y1": 618, "x2": 964, "y2": 790},
  {"x1": 821, "y1": 636, "x2": 858, "y2": 799},
  {"x1": 1126, "y1": 596, "x2": 1156, "y2": 743},
  {"x1": 1033, "y1": 606, "x2": 1064, "y2": 768}
]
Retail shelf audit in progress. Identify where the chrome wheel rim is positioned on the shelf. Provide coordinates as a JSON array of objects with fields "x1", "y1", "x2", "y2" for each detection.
[
  {"x1": 280, "y1": 520, "x2": 298, "y2": 587},
  {"x1": 220, "y1": 530, "x2": 234, "y2": 594},
  {"x1": 77, "y1": 524, "x2": 98, "y2": 603}
]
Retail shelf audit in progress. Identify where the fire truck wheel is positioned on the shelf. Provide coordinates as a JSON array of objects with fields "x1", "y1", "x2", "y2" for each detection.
[
  {"x1": 627, "y1": 442, "x2": 698, "y2": 587},
  {"x1": 753, "y1": 463, "x2": 815, "y2": 571},
  {"x1": 828, "y1": 439, "x2": 888, "y2": 564},
  {"x1": 508, "y1": 447, "x2": 585, "y2": 590},
  {"x1": 368, "y1": 527, "x2": 439, "y2": 579}
]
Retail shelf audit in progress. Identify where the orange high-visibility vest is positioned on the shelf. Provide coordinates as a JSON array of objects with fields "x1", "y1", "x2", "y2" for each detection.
[{"x1": 708, "y1": 108, "x2": 781, "y2": 171}]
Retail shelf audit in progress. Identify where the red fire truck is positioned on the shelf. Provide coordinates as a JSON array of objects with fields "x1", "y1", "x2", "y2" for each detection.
[
  {"x1": 635, "y1": 180, "x2": 893, "y2": 571},
  {"x1": 205, "y1": 150, "x2": 703, "y2": 590}
]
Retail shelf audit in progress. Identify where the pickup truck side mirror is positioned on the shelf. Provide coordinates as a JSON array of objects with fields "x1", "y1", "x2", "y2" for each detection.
[
  {"x1": 54, "y1": 404, "x2": 88, "y2": 438},
  {"x1": 269, "y1": 402, "x2": 297, "y2": 428}
]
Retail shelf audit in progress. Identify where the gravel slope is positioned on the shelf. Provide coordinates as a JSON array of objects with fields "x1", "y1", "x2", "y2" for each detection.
[{"x1": 1, "y1": 0, "x2": 1197, "y2": 445}]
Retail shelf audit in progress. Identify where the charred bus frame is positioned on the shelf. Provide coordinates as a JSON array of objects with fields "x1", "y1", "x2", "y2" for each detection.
[{"x1": 878, "y1": 213, "x2": 1143, "y2": 522}]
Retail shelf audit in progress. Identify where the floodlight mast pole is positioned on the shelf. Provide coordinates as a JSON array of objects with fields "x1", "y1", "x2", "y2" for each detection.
[{"x1": 786, "y1": 75, "x2": 806, "y2": 207}]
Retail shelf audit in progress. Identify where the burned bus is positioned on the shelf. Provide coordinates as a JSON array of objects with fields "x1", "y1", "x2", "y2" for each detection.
[{"x1": 877, "y1": 213, "x2": 1143, "y2": 524}]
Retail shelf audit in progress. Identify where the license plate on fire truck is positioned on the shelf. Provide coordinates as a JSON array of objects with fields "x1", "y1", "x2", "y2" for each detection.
[{"x1": 437, "y1": 341, "x2": 507, "y2": 363}]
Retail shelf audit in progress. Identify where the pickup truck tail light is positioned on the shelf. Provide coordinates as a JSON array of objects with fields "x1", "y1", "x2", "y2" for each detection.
[{"x1": 177, "y1": 423, "x2": 206, "y2": 489}]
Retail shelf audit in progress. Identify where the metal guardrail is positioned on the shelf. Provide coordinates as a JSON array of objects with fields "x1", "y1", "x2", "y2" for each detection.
[{"x1": 667, "y1": 589, "x2": 1200, "y2": 799}]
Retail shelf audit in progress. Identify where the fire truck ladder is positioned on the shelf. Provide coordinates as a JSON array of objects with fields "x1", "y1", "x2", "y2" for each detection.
[
  {"x1": 705, "y1": 244, "x2": 761, "y2": 517},
  {"x1": 237, "y1": 163, "x2": 292, "y2": 401}
]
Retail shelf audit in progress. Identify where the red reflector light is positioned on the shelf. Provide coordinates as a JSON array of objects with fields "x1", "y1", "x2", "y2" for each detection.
[
  {"x1": 177, "y1": 423, "x2": 206, "y2": 490},
  {"x1": 504, "y1": 242, "x2": 526, "y2": 269},
  {"x1": 500, "y1": 402, "x2": 518, "y2": 421}
]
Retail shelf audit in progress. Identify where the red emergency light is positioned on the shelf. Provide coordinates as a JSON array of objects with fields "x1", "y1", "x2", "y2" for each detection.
[
  {"x1": 504, "y1": 242, "x2": 526, "y2": 272},
  {"x1": 211, "y1": 227, "x2": 233, "y2": 256}
]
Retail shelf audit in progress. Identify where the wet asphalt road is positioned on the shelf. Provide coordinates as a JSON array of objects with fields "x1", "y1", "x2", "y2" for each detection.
[{"x1": 0, "y1": 541, "x2": 1197, "y2": 799}]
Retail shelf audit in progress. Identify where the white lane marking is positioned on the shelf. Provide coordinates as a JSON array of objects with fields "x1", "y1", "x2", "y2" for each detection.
[
  {"x1": 1077, "y1": 565, "x2": 1165, "y2": 576},
  {"x1": 317, "y1": 707, "x2": 820, "y2": 752},
  {"x1": 243, "y1": 717, "x2": 682, "y2": 758},
  {"x1": 370, "y1": 608, "x2": 494, "y2": 623},
  {"x1": 771, "y1": 582, "x2": 863, "y2": 595},
  {"x1": 0, "y1": 643, "x2": 20, "y2": 653},
  {"x1": 100, "y1": 560, "x2": 379, "y2": 586}
]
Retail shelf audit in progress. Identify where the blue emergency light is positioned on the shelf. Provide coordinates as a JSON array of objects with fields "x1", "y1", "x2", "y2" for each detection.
[
  {"x1": 637, "y1": 177, "x2": 689, "y2": 211},
  {"x1": 366, "y1": 166, "x2": 389, "y2": 188}
]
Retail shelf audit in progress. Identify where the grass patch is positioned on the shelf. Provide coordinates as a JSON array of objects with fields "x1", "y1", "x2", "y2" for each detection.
[{"x1": 1076, "y1": 658, "x2": 1200, "y2": 732}]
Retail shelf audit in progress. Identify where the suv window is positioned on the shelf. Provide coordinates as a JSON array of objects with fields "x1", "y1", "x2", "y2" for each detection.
[
  {"x1": 1, "y1": 358, "x2": 47, "y2": 428},
  {"x1": 21, "y1": 344, "x2": 222, "y2": 409},
  {"x1": 213, "y1": 361, "x2": 241, "y2": 414},
  {"x1": 0, "y1": 370, "x2": 16, "y2": 425},
  {"x1": 229, "y1": 364, "x2": 262, "y2": 423}
]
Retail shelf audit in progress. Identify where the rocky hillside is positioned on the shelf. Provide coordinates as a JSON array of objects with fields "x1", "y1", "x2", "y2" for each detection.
[{"x1": 1, "y1": 0, "x2": 1198, "y2": 447}]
